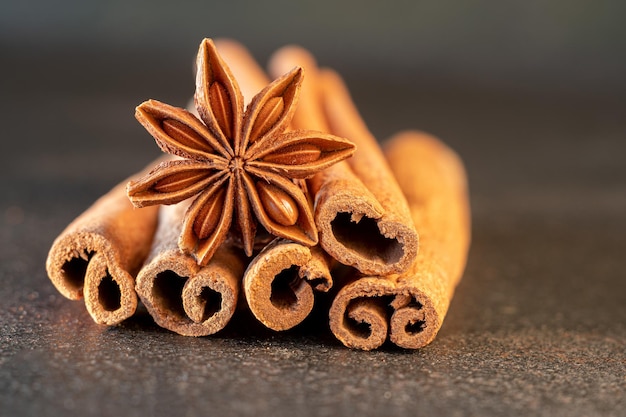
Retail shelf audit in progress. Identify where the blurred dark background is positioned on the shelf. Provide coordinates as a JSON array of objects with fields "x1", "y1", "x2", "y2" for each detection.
[
  {"x1": 1, "y1": 0, "x2": 625, "y2": 210},
  {"x1": 3, "y1": 0, "x2": 626, "y2": 92},
  {"x1": 1, "y1": 2, "x2": 625, "y2": 417}
]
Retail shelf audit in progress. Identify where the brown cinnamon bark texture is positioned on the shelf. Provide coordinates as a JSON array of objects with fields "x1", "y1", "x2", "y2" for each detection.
[
  {"x1": 135, "y1": 201, "x2": 244, "y2": 336},
  {"x1": 329, "y1": 131, "x2": 471, "y2": 350},
  {"x1": 213, "y1": 39, "x2": 336, "y2": 330},
  {"x1": 243, "y1": 240, "x2": 332, "y2": 330},
  {"x1": 268, "y1": 47, "x2": 419, "y2": 276},
  {"x1": 46, "y1": 175, "x2": 159, "y2": 325}
]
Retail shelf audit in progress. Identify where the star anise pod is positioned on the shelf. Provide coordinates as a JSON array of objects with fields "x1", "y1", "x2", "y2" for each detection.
[{"x1": 127, "y1": 39, "x2": 356, "y2": 265}]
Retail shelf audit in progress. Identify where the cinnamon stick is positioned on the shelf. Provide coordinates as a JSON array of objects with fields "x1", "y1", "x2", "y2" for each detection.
[
  {"x1": 135, "y1": 201, "x2": 244, "y2": 336},
  {"x1": 46, "y1": 172, "x2": 159, "y2": 325},
  {"x1": 329, "y1": 131, "x2": 471, "y2": 350},
  {"x1": 268, "y1": 47, "x2": 419, "y2": 276},
  {"x1": 242, "y1": 239, "x2": 332, "y2": 330}
]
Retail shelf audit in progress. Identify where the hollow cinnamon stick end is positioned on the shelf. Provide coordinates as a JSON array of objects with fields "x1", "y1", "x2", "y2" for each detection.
[
  {"x1": 136, "y1": 248, "x2": 242, "y2": 337},
  {"x1": 83, "y1": 252, "x2": 138, "y2": 325},
  {"x1": 315, "y1": 185, "x2": 418, "y2": 276},
  {"x1": 315, "y1": 184, "x2": 380, "y2": 270},
  {"x1": 243, "y1": 240, "x2": 326, "y2": 331}
]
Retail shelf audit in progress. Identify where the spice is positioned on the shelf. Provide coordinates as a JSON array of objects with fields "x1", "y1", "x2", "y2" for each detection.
[
  {"x1": 45, "y1": 38, "x2": 470, "y2": 350},
  {"x1": 127, "y1": 39, "x2": 355, "y2": 265},
  {"x1": 243, "y1": 239, "x2": 332, "y2": 331},
  {"x1": 46, "y1": 165, "x2": 160, "y2": 325}
]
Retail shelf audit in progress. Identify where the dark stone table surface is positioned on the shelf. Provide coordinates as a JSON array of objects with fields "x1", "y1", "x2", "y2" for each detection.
[{"x1": 1, "y1": 44, "x2": 624, "y2": 417}]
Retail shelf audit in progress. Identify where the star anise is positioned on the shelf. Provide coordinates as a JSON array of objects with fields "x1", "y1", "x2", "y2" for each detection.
[{"x1": 127, "y1": 38, "x2": 356, "y2": 265}]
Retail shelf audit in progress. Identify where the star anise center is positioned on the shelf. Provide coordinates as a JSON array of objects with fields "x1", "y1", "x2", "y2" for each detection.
[{"x1": 229, "y1": 157, "x2": 245, "y2": 173}]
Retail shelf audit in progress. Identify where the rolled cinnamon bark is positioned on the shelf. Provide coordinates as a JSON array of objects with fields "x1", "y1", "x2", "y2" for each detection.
[
  {"x1": 242, "y1": 239, "x2": 332, "y2": 331},
  {"x1": 135, "y1": 202, "x2": 244, "y2": 336},
  {"x1": 46, "y1": 174, "x2": 159, "y2": 325},
  {"x1": 329, "y1": 131, "x2": 471, "y2": 350},
  {"x1": 268, "y1": 47, "x2": 419, "y2": 276}
]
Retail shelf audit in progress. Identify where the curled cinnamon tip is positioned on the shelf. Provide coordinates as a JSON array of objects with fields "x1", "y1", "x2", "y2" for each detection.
[
  {"x1": 136, "y1": 246, "x2": 243, "y2": 337},
  {"x1": 300, "y1": 246, "x2": 334, "y2": 292},
  {"x1": 328, "y1": 277, "x2": 441, "y2": 350},
  {"x1": 83, "y1": 252, "x2": 138, "y2": 325},
  {"x1": 346, "y1": 299, "x2": 389, "y2": 350},
  {"x1": 243, "y1": 239, "x2": 332, "y2": 331},
  {"x1": 389, "y1": 292, "x2": 440, "y2": 349},
  {"x1": 46, "y1": 180, "x2": 159, "y2": 325},
  {"x1": 328, "y1": 278, "x2": 392, "y2": 350},
  {"x1": 46, "y1": 232, "x2": 148, "y2": 325},
  {"x1": 329, "y1": 280, "x2": 442, "y2": 351}
]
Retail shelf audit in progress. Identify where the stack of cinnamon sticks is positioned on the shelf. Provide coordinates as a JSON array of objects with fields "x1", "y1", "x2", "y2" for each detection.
[{"x1": 46, "y1": 38, "x2": 470, "y2": 350}]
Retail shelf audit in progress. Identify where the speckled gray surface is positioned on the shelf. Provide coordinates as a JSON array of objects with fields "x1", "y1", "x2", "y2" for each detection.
[{"x1": 1, "y1": 44, "x2": 625, "y2": 417}]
